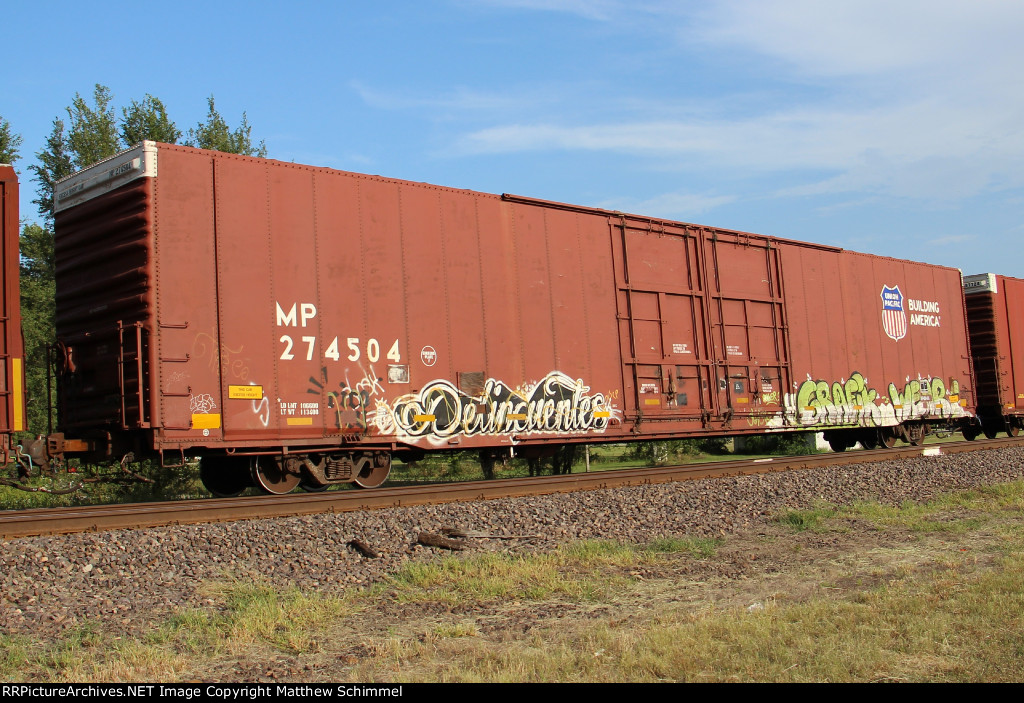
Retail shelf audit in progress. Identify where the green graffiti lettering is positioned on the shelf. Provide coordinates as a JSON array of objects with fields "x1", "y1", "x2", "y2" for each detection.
[{"x1": 789, "y1": 372, "x2": 969, "y2": 428}]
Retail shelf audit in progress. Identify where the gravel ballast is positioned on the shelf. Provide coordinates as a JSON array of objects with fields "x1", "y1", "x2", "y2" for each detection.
[{"x1": 2, "y1": 447, "x2": 1023, "y2": 637}]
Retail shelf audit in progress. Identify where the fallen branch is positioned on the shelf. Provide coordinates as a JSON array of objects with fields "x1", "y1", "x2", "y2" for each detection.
[
  {"x1": 417, "y1": 532, "x2": 466, "y2": 551},
  {"x1": 348, "y1": 538, "x2": 381, "y2": 559},
  {"x1": 119, "y1": 456, "x2": 155, "y2": 484},
  {"x1": 0, "y1": 478, "x2": 84, "y2": 495},
  {"x1": 441, "y1": 527, "x2": 542, "y2": 540}
]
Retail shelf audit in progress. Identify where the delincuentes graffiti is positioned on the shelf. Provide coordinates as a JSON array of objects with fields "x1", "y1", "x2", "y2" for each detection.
[{"x1": 373, "y1": 371, "x2": 619, "y2": 444}]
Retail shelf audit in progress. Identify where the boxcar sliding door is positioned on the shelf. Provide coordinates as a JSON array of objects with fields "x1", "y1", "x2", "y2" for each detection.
[
  {"x1": 702, "y1": 231, "x2": 791, "y2": 429},
  {"x1": 611, "y1": 218, "x2": 714, "y2": 423}
]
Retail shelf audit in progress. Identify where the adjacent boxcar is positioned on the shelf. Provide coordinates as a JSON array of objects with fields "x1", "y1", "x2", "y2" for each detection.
[
  {"x1": 963, "y1": 273, "x2": 1024, "y2": 437},
  {"x1": 50, "y1": 142, "x2": 976, "y2": 493},
  {"x1": 0, "y1": 164, "x2": 26, "y2": 463}
]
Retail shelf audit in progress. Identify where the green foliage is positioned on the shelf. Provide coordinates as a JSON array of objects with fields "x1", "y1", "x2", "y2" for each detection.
[
  {"x1": 19, "y1": 223, "x2": 56, "y2": 434},
  {"x1": 0, "y1": 459, "x2": 204, "y2": 509},
  {"x1": 67, "y1": 84, "x2": 120, "y2": 169},
  {"x1": 627, "y1": 438, "x2": 730, "y2": 464},
  {"x1": 646, "y1": 536, "x2": 722, "y2": 558},
  {"x1": 186, "y1": 96, "x2": 267, "y2": 157},
  {"x1": 158, "y1": 580, "x2": 354, "y2": 655},
  {"x1": 121, "y1": 95, "x2": 181, "y2": 146},
  {"x1": 15, "y1": 86, "x2": 264, "y2": 476},
  {"x1": 737, "y1": 433, "x2": 814, "y2": 456},
  {"x1": 23, "y1": 123, "x2": 67, "y2": 430},
  {"x1": 131, "y1": 459, "x2": 204, "y2": 502},
  {"x1": 19, "y1": 221, "x2": 54, "y2": 283},
  {"x1": 29, "y1": 119, "x2": 73, "y2": 222},
  {"x1": 0, "y1": 115, "x2": 22, "y2": 164},
  {"x1": 31, "y1": 86, "x2": 262, "y2": 223},
  {"x1": 776, "y1": 505, "x2": 838, "y2": 532}
]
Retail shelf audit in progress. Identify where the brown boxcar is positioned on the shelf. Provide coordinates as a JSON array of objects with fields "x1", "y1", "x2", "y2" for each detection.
[
  {"x1": 51, "y1": 143, "x2": 976, "y2": 493},
  {"x1": 963, "y1": 273, "x2": 1024, "y2": 437},
  {"x1": 0, "y1": 164, "x2": 26, "y2": 462}
]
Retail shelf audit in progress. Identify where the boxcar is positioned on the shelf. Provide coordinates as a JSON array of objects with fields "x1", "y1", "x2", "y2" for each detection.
[
  {"x1": 0, "y1": 164, "x2": 26, "y2": 464},
  {"x1": 963, "y1": 273, "x2": 1024, "y2": 437},
  {"x1": 49, "y1": 142, "x2": 976, "y2": 493}
]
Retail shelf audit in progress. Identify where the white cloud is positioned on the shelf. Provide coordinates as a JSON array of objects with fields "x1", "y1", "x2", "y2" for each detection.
[
  {"x1": 446, "y1": 2, "x2": 1024, "y2": 202},
  {"x1": 693, "y1": 1, "x2": 1024, "y2": 81},
  {"x1": 928, "y1": 234, "x2": 976, "y2": 247},
  {"x1": 360, "y1": 2, "x2": 1024, "y2": 208},
  {"x1": 597, "y1": 190, "x2": 737, "y2": 219},
  {"x1": 455, "y1": 96, "x2": 1024, "y2": 200},
  {"x1": 470, "y1": 0, "x2": 624, "y2": 21},
  {"x1": 352, "y1": 81, "x2": 533, "y2": 113}
]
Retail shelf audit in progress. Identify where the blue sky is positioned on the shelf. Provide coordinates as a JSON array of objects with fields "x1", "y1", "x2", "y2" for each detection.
[{"x1": 4, "y1": 0, "x2": 1023, "y2": 276}]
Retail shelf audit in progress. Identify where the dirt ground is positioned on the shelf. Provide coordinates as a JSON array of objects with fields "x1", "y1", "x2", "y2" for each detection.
[{"x1": 194, "y1": 511, "x2": 1006, "y2": 682}]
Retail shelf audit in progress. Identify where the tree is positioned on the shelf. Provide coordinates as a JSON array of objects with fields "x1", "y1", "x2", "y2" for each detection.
[
  {"x1": 28, "y1": 119, "x2": 74, "y2": 224},
  {"x1": 21, "y1": 89, "x2": 267, "y2": 434},
  {"x1": 66, "y1": 84, "x2": 120, "y2": 169},
  {"x1": 28, "y1": 86, "x2": 187, "y2": 222},
  {"x1": 186, "y1": 96, "x2": 267, "y2": 157},
  {"x1": 19, "y1": 223, "x2": 56, "y2": 435},
  {"x1": 17, "y1": 87, "x2": 268, "y2": 486},
  {"x1": 121, "y1": 95, "x2": 181, "y2": 146},
  {"x1": 0, "y1": 115, "x2": 22, "y2": 164}
]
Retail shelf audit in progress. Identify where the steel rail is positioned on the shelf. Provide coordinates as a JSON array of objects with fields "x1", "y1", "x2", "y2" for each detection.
[{"x1": 0, "y1": 437, "x2": 1017, "y2": 539}]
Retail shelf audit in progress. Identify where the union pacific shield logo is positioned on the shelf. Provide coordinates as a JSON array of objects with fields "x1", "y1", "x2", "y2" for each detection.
[{"x1": 880, "y1": 285, "x2": 907, "y2": 341}]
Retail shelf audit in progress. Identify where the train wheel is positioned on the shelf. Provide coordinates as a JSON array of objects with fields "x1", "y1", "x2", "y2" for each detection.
[
  {"x1": 983, "y1": 425, "x2": 999, "y2": 439},
  {"x1": 200, "y1": 457, "x2": 252, "y2": 497},
  {"x1": 299, "y1": 481, "x2": 329, "y2": 492},
  {"x1": 353, "y1": 452, "x2": 391, "y2": 489},
  {"x1": 879, "y1": 429, "x2": 897, "y2": 448},
  {"x1": 828, "y1": 437, "x2": 848, "y2": 452},
  {"x1": 1007, "y1": 422, "x2": 1020, "y2": 438},
  {"x1": 907, "y1": 424, "x2": 926, "y2": 446},
  {"x1": 252, "y1": 457, "x2": 301, "y2": 495},
  {"x1": 860, "y1": 432, "x2": 879, "y2": 450},
  {"x1": 963, "y1": 425, "x2": 979, "y2": 441}
]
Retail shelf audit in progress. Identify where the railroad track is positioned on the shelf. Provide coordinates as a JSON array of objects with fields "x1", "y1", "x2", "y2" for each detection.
[{"x1": 1, "y1": 438, "x2": 1017, "y2": 539}]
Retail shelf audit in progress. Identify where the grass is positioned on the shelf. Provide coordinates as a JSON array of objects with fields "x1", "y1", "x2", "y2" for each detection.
[
  {"x1": 344, "y1": 541, "x2": 1024, "y2": 682},
  {"x1": 396, "y1": 560, "x2": 1024, "y2": 682},
  {"x1": 645, "y1": 535, "x2": 722, "y2": 558},
  {"x1": 384, "y1": 537, "x2": 722, "y2": 607},
  {"x1": 776, "y1": 504, "x2": 839, "y2": 531},
  {"x1": 775, "y1": 482, "x2": 1024, "y2": 534},
  {"x1": 388, "y1": 437, "x2": 813, "y2": 486},
  {"x1": 4, "y1": 479, "x2": 1023, "y2": 682},
  {"x1": 385, "y1": 540, "x2": 653, "y2": 605},
  {"x1": 1, "y1": 581, "x2": 362, "y2": 682},
  {"x1": 153, "y1": 580, "x2": 361, "y2": 655}
]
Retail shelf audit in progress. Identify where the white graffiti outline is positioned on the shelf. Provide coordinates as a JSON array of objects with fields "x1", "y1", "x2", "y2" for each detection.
[
  {"x1": 190, "y1": 393, "x2": 217, "y2": 414},
  {"x1": 374, "y1": 371, "x2": 620, "y2": 446}
]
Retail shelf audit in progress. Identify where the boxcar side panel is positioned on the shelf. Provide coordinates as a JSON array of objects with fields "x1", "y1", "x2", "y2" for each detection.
[
  {"x1": 0, "y1": 165, "x2": 25, "y2": 450},
  {"x1": 781, "y1": 245, "x2": 972, "y2": 432},
  {"x1": 151, "y1": 152, "x2": 631, "y2": 453},
  {"x1": 150, "y1": 147, "x2": 221, "y2": 445},
  {"x1": 316, "y1": 171, "x2": 380, "y2": 438}
]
